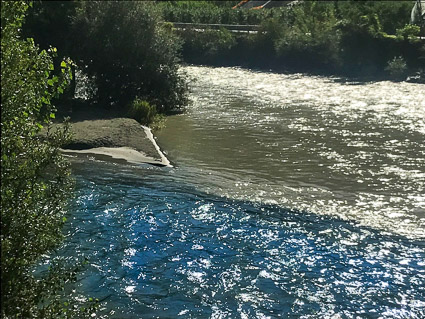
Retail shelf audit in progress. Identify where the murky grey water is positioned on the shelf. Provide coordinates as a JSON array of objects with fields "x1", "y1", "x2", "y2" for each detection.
[{"x1": 157, "y1": 65, "x2": 425, "y2": 239}]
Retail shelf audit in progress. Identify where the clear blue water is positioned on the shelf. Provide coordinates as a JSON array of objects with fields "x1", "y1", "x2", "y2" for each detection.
[{"x1": 58, "y1": 160, "x2": 425, "y2": 319}]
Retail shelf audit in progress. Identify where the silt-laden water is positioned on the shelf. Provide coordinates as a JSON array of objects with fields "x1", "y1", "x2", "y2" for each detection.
[{"x1": 56, "y1": 66, "x2": 425, "y2": 318}]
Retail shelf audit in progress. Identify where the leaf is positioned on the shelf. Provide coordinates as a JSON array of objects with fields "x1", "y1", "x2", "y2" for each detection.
[
  {"x1": 50, "y1": 113, "x2": 56, "y2": 119},
  {"x1": 42, "y1": 96, "x2": 51, "y2": 105},
  {"x1": 61, "y1": 61, "x2": 67, "y2": 68}
]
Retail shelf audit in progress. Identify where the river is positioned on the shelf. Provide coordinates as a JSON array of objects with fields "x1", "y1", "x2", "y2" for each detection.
[
  {"x1": 157, "y1": 66, "x2": 425, "y2": 239},
  {"x1": 58, "y1": 66, "x2": 425, "y2": 318}
]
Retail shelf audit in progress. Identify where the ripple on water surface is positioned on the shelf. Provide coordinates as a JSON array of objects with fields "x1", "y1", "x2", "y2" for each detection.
[
  {"x1": 157, "y1": 66, "x2": 425, "y2": 238},
  {"x1": 58, "y1": 163, "x2": 425, "y2": 318}
]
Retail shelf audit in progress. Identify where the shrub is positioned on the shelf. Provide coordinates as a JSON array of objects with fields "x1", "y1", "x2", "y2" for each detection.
[
  {"x1": 72, "y1": 1, "x2": 188, "y2": 111},
  {"x1": 202, "y1": 28, "x2": 237, "y2": 56},
  {"x1": 127, "y1": 98, "x2": 157, "y2": 126},
  {"x1": 160, "y1": 1, "x2": 422, "y2": 78},
  {"x1": 273, "y1": 2, "x2": 341, "y2": 70},
  {"x1": 26, "y1": 1, "x2": 188, "y2": 112},
  {"x1": 179, "y1": 27, "x2": 236, "y2": 63},
  {"x1": 396, "y1": 24, "x2": 421, "y2": 41},
  {"x1": 0, "y1": 2, "x2": 94, "y2": 317},
  {"x1": 158, "y1": 1, "x2": 281, "y2": 25},
  {"x1": 385, "y1": 56, "x2": 408, "y2": 80}
]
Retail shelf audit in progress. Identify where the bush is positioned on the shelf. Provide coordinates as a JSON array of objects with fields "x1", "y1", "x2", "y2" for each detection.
[
  {"x1": 26, "y1": 1, "x2": 188, "y2": 112},
  {"x1": 335, "y1": 1, "x2": 412, "y2": 35},
  {"x1": 160, "y1": 1, "x2": 422, "y2": 78},
  {"x1": 273, "y1": 2, "x2": 341, "y2": 70},
  {"x1": 71, "y1": 1, "x2": 188, "y2": 111},
  {"x1": 396, "y1": 24, "x2": 421, "y2": 41},
  {"x1": 0, "y1": 2, "x2": 88, "y2": 317},
  {"x1": 159, "y1": 1, "x2": 281, "y2": 25},
  {"x1": 179, "y1": 27, "x2": 236, "y2": 63},
  {"x1": 385, "y1": 56, "x2": 408, "y2": 80},
  {"x1": 200, "y1": 28, "x2": 236, "y2": 56},
  {"x1": 127, "y1": 98, "x2": 158, "y2": 126}
]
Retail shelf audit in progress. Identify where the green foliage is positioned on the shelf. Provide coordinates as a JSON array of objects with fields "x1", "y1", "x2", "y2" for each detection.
[
  {"x1": 335, "y1": 1, "x2": 412, "y2": 35},
  {"x1": 150, "y1": 113, "x2": 168, "y2": 131},
  {"x1": 25, "y1": 1, "x2": 188, "y2": 113},
  {"x1": 1, "y1": 2, "x2": 95, "y2": 317},
  {"x1": 182, "y1": 27, "x2": 236, "y2": 59},
  {"x1": 273, "y1": 2, "x2": 341, "y2": 69},
  {"x1": 23, "y1": 1, "x2": 78, "y2": 103},
  {"x1": 127, "y1": 97, "x2": 167, "y2": 129},
  {"x1": 159, "y1": 1, "x2": 281, "y2": 25},
  {"x1": 168, "y1": 1, "x2": 236, "y2": 9},
  {"x1": 127, "y1": 98, "x2": 158, "y2": 126},
  {"x1": 396, "y1": 24, "x2": 421, "y2": 41},
  {"x1": 23, "y1": 1, "x2": 77, "y2": 57},
  {"x1": 385, "y1": 56, "x2": 408, "y2": 80},
  {"x1": 165, "y1": 0, "x2": 422, "y2": 78},
  {"x1": 69, "y1": 1, "x2": 187, "y2": 112}
]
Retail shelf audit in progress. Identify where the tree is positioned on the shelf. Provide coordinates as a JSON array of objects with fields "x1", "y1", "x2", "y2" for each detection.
[
  {"x1": 1, "y1": 2, "x2": 82, "y2": 317},
  {"x1": 71, "y1": 1, "x2": 188, "y2": 111},
  {"x1": 273, "y1": 2, "x2": 341, "y2": 71},
  {"x1": 24, "y1": 1, "x2": 188, "y2": 113}
]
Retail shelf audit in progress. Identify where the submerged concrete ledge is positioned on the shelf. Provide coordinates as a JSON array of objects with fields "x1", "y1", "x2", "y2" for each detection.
[{"x1": 51, "y1": 118, "x2": 171, "y2": 167}]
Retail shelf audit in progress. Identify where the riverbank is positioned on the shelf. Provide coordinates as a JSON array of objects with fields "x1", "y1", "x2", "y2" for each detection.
[
  {"x1": 178, "y1": 29, "x2": 425, "y2": 81},
  {"x1": 164, "y1": 2, "x2": 424, "y2": 81},
  {"x1": 51, "y1": 103, "x2": 171, "y2": 167}
]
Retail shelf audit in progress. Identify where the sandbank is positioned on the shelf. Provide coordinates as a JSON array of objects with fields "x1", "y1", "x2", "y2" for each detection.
[{"x1": 49, "y1": 118, "x2": 171, "y2": 167}]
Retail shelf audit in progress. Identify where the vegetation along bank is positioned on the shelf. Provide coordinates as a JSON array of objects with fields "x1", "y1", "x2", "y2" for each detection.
[
  {"x1": 2, "y1": 1, "x2": 185, "y2": 317},
  {"x1": 161, "y1": 0, "x2": 425, "y2": 81}
]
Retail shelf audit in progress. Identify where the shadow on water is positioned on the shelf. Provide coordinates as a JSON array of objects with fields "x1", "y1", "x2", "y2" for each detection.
[{"x1": 48, "y1": 159, "x2": 425, "y2": 319}]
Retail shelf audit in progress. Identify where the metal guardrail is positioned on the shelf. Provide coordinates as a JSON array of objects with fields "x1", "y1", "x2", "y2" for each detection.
[
  {"x1": 168, "y1": 22, "x2": 425, "y2": 40},
  {"x1": 170, "y1": 22, "x2": 260, "y2": 32}
]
